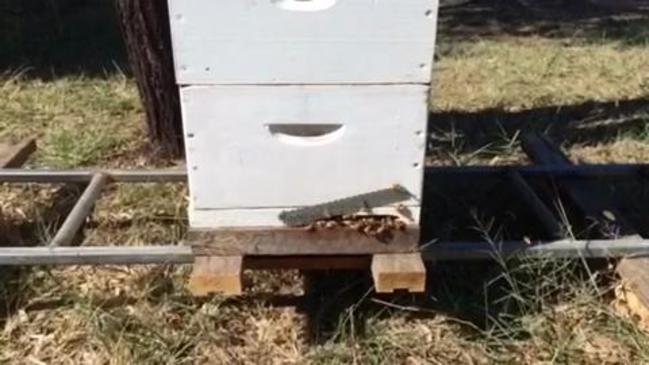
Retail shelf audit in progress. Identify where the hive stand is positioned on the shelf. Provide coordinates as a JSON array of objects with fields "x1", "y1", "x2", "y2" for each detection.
[
  {"x1": 186, "y1": 227, "x2": 427, "y2": 296},
  {"x1": 168, "y1": 0, "x2": 439, "y2": 297}
]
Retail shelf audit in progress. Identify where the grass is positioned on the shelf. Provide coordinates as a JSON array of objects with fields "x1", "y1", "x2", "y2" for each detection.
[
  {"x1": 2, "y1": 2, "x2": 649, "y2": 364},
  {"x1": 433, "y1": 37, "x2": 649, "y2": 112}
]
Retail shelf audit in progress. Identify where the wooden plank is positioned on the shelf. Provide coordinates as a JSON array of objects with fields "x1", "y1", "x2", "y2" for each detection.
[
  {"x1": 187, "y1": 256, "x2": 244, "y2": 296},
  {"x1": 190, "y1": 207, "x2": 421, "y2": 230},
  {"x1": 189, "y1": 226, "x2": 420, "y2": 256},
  {"x1": 618, "y1": 258, "x2": 649, "y2": 311},
  {"x1": 371, "y1": 253, "x2": 426, "y2": 293},
  {"x1": 614, "y1": 270, "x2": 649, "y2": 331},
  {"x1": 0, "y1": 137, "x2": 36, "y2": 168},
  {"x1": 1, "y1": 164, "x2": 649, "y2": 184},
  {"x1": 245, "y1": 255, "x2": 371, "y2": 270}
]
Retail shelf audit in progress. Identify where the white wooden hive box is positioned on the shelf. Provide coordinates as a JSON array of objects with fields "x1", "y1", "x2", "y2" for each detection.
[
  {"x1": 168, "y1": 0, "x2": 439, "y2": 84},
  {"x1": 182, "y1": 85, "x2": 429, "y2": 228}
]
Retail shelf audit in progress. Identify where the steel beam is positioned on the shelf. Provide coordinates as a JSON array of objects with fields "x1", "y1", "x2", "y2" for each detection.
[{"x1": 0, "y1": 246, "x2": 195, "y2": 266}]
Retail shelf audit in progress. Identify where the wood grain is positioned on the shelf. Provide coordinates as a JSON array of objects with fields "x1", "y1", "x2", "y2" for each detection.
[
  {"x1": 189, "y1": 226, "x2": 420, "y2": 256},
  {"x1": 168, "y1": 0, "x2": 438, "y2": 84},
  {"x1": 188, "y1": 256, "x2": 244, "y2": 296},
  {"x1": 371, "y1": 253, "x2": 426, "y2": 293}
]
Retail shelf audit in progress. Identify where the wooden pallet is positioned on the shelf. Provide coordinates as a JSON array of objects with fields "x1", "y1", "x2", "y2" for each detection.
[{"x1": 187, "y1": 227, "x2": 424, "y2": 295}]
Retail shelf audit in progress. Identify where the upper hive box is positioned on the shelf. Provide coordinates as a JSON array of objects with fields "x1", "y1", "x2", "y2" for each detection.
[{"x1": 167, "y1": 0, "x2": 438, "y2": 85}]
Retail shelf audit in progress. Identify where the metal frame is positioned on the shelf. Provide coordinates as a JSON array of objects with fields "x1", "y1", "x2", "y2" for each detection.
[{"x1": 2, "y1": 162, "x2": 649, "y2": 267}]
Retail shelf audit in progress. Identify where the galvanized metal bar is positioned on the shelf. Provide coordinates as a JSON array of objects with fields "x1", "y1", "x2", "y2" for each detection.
[
  {"x1": 521, "y1": 132, "x2": 641, "y2": 237},
  {"x1": 0, "y1": 169, "x2": 187, "y2": 183},
  {"x1": 49, "y1": 173, "x2": 110, "y2": 247},
  {"x1": 426, "y1": 164, "x2": 649, "y2": 179},
  {"x1": 508, "y1": 171, "x2": 563, "y2": 239},
  {"x1": 1, "y1": 164, "x2": 648, "y2": 184},
  {"x1": 0, "y1": 246, "x2": 194, "y2": 266},
  {"x1": 2, "y1": 239, "x2": 649, "y2": 266},
  {"x1": 422, "y1": 239, "x2": 649, "y2": 260}
]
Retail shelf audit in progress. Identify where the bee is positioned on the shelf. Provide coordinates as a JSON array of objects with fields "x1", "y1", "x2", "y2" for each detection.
[
  {"x1": 395, "y1": 219, "x2": 407, "y2": 231},
  {"x1": 325, "y1": 220, "x2": 339, "y2": 229}
]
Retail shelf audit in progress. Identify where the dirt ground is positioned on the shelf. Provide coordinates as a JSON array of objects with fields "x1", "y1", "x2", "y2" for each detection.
[{"x1": 1, "y1": 1, "x2": 649, "y2": 364}]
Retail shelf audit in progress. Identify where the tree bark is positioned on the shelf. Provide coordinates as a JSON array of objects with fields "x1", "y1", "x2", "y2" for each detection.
[{"x1": 114, "y1": 0, "x2": 183, "y2": 157}]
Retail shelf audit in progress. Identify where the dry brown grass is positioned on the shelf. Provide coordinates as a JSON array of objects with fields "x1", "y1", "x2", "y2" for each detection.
[{"x1": 2, "y1": 4, "x2": 649, "y2": 364}]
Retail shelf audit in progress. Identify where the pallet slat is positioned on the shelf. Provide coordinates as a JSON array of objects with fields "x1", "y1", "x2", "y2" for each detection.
[
  {"x1": 188, "y1": 256, "x2": 244, "y2": 296},
  {"x1": 0, "y1": 138, "x2": 36, "y2": 168},
  {"x1": 371, "y1": 253, "x2": 426, "y2": 293},
  {"x1": 189, "y1": 227, "x2": 420, "y2": 256}
]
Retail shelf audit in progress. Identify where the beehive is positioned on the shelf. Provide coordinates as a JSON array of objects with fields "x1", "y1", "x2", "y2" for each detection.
[{"x1": 168, "y1": 0, "x2": 439, "y2": 228}]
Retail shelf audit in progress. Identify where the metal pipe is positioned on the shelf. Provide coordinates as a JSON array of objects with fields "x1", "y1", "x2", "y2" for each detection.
[
  {"x1": 49, "y1": 173, "x2": 110, "y2": 247},
  {"x1": 508, "y1": 171, "x2": 563, "y2": 239},
  {"x1": 1, "y1": 164, "x2": 648, "y2": 184},
  {"x1": 0, "y1": 246, "x2": 194, "y2": 266},
  {"x1": 0, "y1": 169, "x2": 187, "y2": 183},
  {"x1": 0, "y1": 138, "x2": 37, "y2": 168},
  {"x1": 421, "y1": 239, "x2": 649, "y2": 260},
  {"x1": 2, "y1": 239, "x2": 649, "y2": 266}
]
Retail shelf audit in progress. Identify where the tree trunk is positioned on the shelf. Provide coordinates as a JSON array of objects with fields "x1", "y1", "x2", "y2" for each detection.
[{"x1": 114, "y1": 0, "x2": 183, "y2": 157}]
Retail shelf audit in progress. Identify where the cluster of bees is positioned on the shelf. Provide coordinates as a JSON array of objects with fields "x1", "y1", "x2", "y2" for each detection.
[{"x1": 304, "y1": 214, "x2": 408, "y2": 238}]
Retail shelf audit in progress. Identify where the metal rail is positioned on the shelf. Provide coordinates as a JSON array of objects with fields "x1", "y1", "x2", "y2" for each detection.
[
  {"x1": 0, "y1": 246, "x2": 195, "y2": 266},
  {"x1": 1, "y1": 164, "x2": 649, "y2": 184},
  {"x1": 49, "y1": 173, "x2": 110, "y2": 247},
  {"x1": 1, "y1": 148, "x2": 648, "y2": 267},
  {"x1": 2, "y1": 239, "x2": 649, "y2": 267},
  {"x1": 0, "y1": 169, "x2": 187, "y2": 183}
]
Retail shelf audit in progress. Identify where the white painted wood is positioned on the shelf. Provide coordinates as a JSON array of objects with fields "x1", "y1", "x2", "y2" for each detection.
[
  {"x1": 190, "y1": 206, "x2": 421, "y2": 228},
  {"x1": 181, "y1": 84, "x2": 428, "y2": 227},
  {"x1": 167, "y1": 0, "x2": 439, "y2": 84}
]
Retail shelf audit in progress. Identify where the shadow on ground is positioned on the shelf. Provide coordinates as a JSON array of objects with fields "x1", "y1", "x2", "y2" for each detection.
[
  {"x1": 1, "y1": 0, "x2": 648, "y2": 347},
  {"x1": 0, "y1": 0, "x2": 127, "y2": 78},
  {"x1": 0, "y1": 184, "x2": 87, "y2": 327},
  {"x1": 2, "y1": 0, "x2": 648, "y2": 78},
  {"x1": 438, "y1": 0, "x2": 649, "y2": 45},
  {"x1": 428, "y1": 97, "x2": 649, "y2": 154}
]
